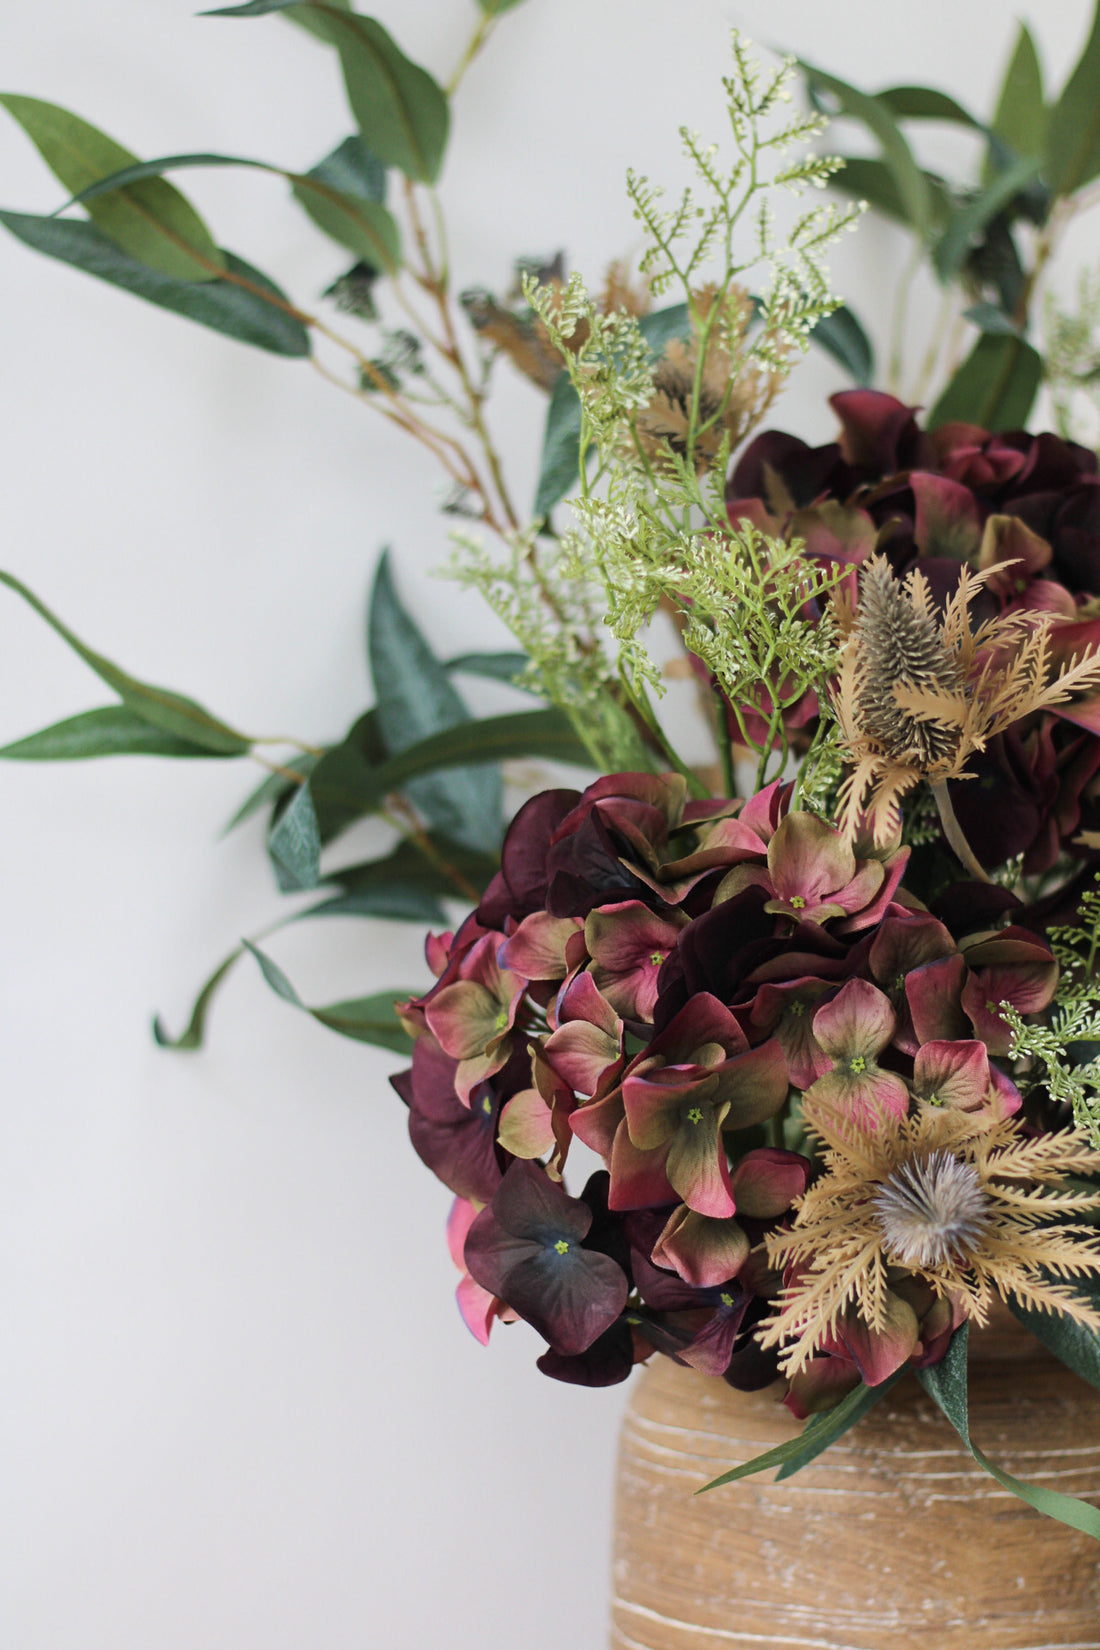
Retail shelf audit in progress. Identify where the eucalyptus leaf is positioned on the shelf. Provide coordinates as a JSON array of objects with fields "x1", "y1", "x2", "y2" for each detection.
[
  {"x1": 919, "y1": 1324, "x2": 1100, "y2": 1538},
  {"x1": 307, "y1": 133, "x2": 385, "y2": 204},
  {"x1": 223, "y1": 752, "x2": 320, "y2": 835},
  {"x1": 1046, "y1": 0, "x2": 1100, "y2": 197},
  {"x1": 243, "y1": 940, "x2": 415, "y2": 1054},
  {"x1": 927, "y1": 331, "x2": 1041, "y2": 430},
  {"x1": 698, "y1": 1373, "x2": 901, "y2": 1493},
  {"x1": 0, "y1": 94, "x2": 222, "y2": 280},
  {"x1": 637, "y1": 302, "x2": 691, "y2": 358},
  {"x1": 0, "y1": 704, "x2": 232, "y2": 761},
  {"x1": 311, "y1": 834, "x2": 500, "y2": 918},
  {"x1": 370, "y1": 550, "x2": 503, "y2": 853},
  {"x1": 477, "y1": 0, "x2": 531, "y2": 12},
  {"x1": 0, "y1": 570, "x2": 253, "y2": 754},
  {"x1": 314, "y1": 8, "x2": 450, "y2": 185},
  {"x1": 153, "y1": 944, "x2": 245, "y2": 1050},
  {"x1": 0, "y1": 212, "x2": 310, "y2": 356},
  {"x1": 808, "y1": 304, "x2": 874, "y2": 385},
  {"x1": 799, "y1": 61, "x2": 931, "y2": 232},
  {"x1": 268, "y1": 778, "x2": 323, "y2": 890},
  {"x1": 64, "y1": 151, "x2": 400, "y2": 278}
]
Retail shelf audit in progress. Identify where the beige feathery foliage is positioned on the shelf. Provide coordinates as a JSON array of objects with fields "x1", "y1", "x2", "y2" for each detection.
[
  {"x1": 833, "y1": 555, "x2": 1100, "y2": 845},
  {"x1": 760, "y1": 1102, "x2": 1100, "y2": 1378},
  {"x1": 634, "y1": 285, "x2": 784, "y2": 474}
]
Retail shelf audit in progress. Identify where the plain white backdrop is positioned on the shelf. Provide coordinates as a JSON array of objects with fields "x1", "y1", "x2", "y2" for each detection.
[{"x1": 0, "y1": 3, "x2": 1094, "y2": 1646}]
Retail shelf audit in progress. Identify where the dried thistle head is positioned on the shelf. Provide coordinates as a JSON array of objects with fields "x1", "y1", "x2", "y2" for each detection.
[
  {"x1": 634, "y1": 285, "x2": 783, "y2": 474},
  {"x1": 761, "y1": 1101, "x2": 1100, "y2": 1379},
  {"x1": 833, "y1": 554, "x2": 1100, "y2": 846}
]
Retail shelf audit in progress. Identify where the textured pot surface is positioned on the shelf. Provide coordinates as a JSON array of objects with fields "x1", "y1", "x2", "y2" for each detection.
[{"x1": 611, "y1": 1326, "x2": 1100, "y2": 1649}]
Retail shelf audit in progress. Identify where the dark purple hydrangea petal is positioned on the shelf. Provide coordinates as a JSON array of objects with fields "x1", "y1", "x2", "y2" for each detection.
[
  {"x1": 830, "y1": 389, "x2": 930, "y2": 475},
  {"x1": 464, "y1": 1160, "x2": 629, "y2": 1356},
  {"x1": 929, "y1": 880, "x2": 1022, "y2": 936},
  {"x1": 477, "y1": 787, "x2": 581, "y2": 927},
  {"x1": 728, "y1": 430, "x2": 844, "y2": 510},
  {"x1": 545, "y1": 811, "x2": 648, "y2": 918},
  {"x1": 402, "y1": 1037, "x2": 505, "y2": 1204},
  {"x1": 536, "y1": 1319, "x2": 636, "y2": 1386}
]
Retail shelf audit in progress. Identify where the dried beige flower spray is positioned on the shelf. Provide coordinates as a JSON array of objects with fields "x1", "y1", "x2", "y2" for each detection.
[
  {"x1": 832, "y1": 555, "x2": 1100, "y2": 875},
  {"x1": 761, "y1": 1099, "x2": 1100, "y2": 1379}
]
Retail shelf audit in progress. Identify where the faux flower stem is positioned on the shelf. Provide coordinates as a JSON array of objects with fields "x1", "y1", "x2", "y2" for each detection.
[{"x1": 931, "y1": 779, "x2": 991, "y2": 883}]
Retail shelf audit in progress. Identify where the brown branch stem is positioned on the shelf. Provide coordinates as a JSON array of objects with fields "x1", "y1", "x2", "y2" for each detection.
[{"x1": 931, "y1": 779, "x2": 990, "y2": 883}]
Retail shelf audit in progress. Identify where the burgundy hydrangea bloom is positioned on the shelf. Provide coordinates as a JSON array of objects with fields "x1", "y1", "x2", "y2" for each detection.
[
  {"x1": 393, "y1": 772, "x2": 1076, "y2": 1406},
  {"x1": 724, "y1": 391, "x2": 1100, "y2": 878}
]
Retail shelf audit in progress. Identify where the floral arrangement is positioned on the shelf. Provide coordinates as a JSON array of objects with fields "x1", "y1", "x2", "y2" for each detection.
[{"x1": 7, "y1": 0, "x2": 1100, "y2": 1551}]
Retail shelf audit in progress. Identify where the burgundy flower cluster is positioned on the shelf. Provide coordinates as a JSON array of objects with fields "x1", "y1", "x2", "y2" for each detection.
[
  {"x1": 726, "y1": 391, "x2": 1100, "y2": 881},
  {"x1": 393, "y1": 772, "x2": 1057, "y2": 1412}
]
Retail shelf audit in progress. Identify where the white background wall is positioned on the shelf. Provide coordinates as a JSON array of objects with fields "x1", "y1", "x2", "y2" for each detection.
[{"x1": 0, "y1": 3, "x2": 1094, "y2": 1647}]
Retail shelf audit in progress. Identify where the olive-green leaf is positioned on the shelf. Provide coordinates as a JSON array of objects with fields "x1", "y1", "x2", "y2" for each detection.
[
  {"x1": 477, "y1": 0, "x2": 531, "y2": 13},
  {"x1": 0, "y1": 704, "x2": 232, "y2": 761},
  {"x1": 62, "y1": 150, "x2": 401, "y2": 279},
  {"x1": 244, "y1": 940, "x2": 415, "y2": 1054},
  {"x1": 0, "y1": 93, "x2": 223, "y2": 280},
  {"x1": 919, "y1": 1324, "x2": 1100, "y2": 1538},
  {"x1": 1047, "y1": 0, "x2": 1100, "y2": 197},
  {"x1": 932, "y1": 153, "x2": 1042, "y2": 281},
  {"x1": 306, "y1": 133, "x2": 385, "y2": 203},
  {"x1": 326, "y1": 11, "x2": 449, "y2": 184},
  {"x1": 0, "y1": 211, "x2": 310, "y2": 356},
  {"x1": 698, "y1": 1373, "x2": 901, "y2": 1493},
  {"x1": 799, "y1": 61, "x2": 931, "y2": 233},
  {"x1": 223, "y1": 753, "x2": 320, "y2": 835},
  {"x1": 875, "y1": 85, "x2": 983, "y2": 129},
  {"x1": 0, "y1": 571, "x2": 253, "y2": 754},
  {"x1": 927, "y1": 331, "x2": 1041, "y2": 431},
  {"x1": 988, "y1": 23, "x2": 1046, "y2": 173}
]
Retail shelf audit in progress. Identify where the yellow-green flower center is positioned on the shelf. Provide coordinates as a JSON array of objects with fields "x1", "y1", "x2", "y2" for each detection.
[
  {"x1": 687, "y1": 1106, "x2": 704, "y2": 1125},
  {"x1": 790, "y1": 894, "x2": 807, "y2": 910},
  {"x1": 554, "y1": 1239, "x2": 569, "y2": 1256},
  {"x1": 850, "y1": 1055, "x2": 867, "y2": 1075}
]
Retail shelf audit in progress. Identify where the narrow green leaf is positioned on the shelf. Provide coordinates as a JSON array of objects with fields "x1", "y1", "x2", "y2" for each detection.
[
  {"x1": 62, "y1": 151, "x2": 401, "y2": 279},
  {"x1": 1008, "y1": 1279, "x2": 1100, "y2": 1391},
  {"x1": 987, "y1": 24, "x2": 1046, "y2": 175},
  {"x1": 315, "y1": 9, "x2": 449, "y2": 185},
  {"x1": 533, "y1": 371, "x2": 582, "y2": 519},
  {"x1": 444, "y1": 651, "x2": 532, "y2": 689},
  {"x1": 0, "y1": 704, "x2": 233, "y2": 760},
  {"x1": 290, "y1": 176, "x2": 399, "y2": 271},
  {"x1": 698, "y1": 1374, "x2": 900, "y2": 1493},
  {"x1": 243, "y1": 940, "x2": 415, "y2": 1054},
  {"x1": 0, "y1": 211, "x2": 310, "y2": 356},
  {"x1": 309, "y1": 834, "x2": 499, "y2": 920},
  {"x1": 875, "y1": 85, "x2": 982, "y2": 128},
  {"x1": 962, "y1": 302, "x2": 1023, "y2": 337},
  {"x1": 369, "y1": 550, "x2": 503, "y2": 853},
  {"x1": 267, "y1": 779, "x2": 322, "y2": 891},
  {"x1": 932, "y1": 154, "x2": 1042, "y2": 281},
  {"x1": 799, "y1": 61, "x2": 931, "y2": 232},
  {"x1": 827, "y1": 155, "x2": 951, "y2": 230},
  {"x1": 1047, "y1": 1, "x2": 1100, "y2": 197},
  {"x1": 153, "y1": 944, "x2": 245, "y2": 1050},
  {"x1": 306, "y1": 133, "x2": 385, "y2": 204},
  {"x1": 0, "y1": 571, "x2": 253, "y2": 754},
  {"x1": 808, "y1": 303, "x2": 874, "y2": 385},
  {"x1": 919, "y1": 1325, "x2": 1100, "y2": 1538},
  {"x1": 0, "y1": 93, "x2": 222, "y2": 280},
  {"x1": 927, "y1": 331, "x2": 1041, "y2": 430},
  {"x1": 477, "y1": 0, "x2": 530, "y2": 13}
]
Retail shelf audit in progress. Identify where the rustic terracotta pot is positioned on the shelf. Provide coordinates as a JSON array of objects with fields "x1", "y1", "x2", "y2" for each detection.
[{"x1": 611, "y1": 1316, "x2": 1100, "y2": 1649}]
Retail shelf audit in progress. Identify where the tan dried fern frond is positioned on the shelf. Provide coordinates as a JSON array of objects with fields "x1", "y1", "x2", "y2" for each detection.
[
  {"x1": 760, "y1": 1104, "x2": 1100, "y2": 1377},
  {"x1": 831, "y1": 555, "x2": 1100, "y2": 847}
]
